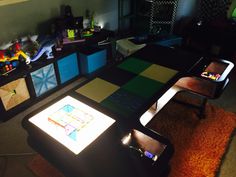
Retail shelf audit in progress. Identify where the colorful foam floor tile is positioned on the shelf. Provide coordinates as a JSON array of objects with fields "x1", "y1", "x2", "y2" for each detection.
[
  {"x1": 0, "y1": 78, "x2": 30, "y2": 111},
  {"x1": 30, "y1": 64, "x2": 58, "y2": 97},
  {"x1": 122, "y1": 75, "x2": 163, "y2": 99},
  {"x1": 101, "y1": 88, "x2": 146, "y2": 118},
  {"x1": 75, "y1": 78, "x2": 120, "y2": 103},
  {"x1": 98, "y1": 67, "x2": 137, "y2": 86},
  {"x1": 140, "y1": 64, "x2": 178, "y2": 83},
  {"x1": 117, "y1": 57, "x2": 152, "y2": 74}
]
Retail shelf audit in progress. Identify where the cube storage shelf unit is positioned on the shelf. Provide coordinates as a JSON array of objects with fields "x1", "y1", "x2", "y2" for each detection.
[
  {"x1": 57, "y1": 53, "x2": 80, "y2": 84},
  {"x1": 78, "y1": 47, "x2": 107, "y2": 75},
  {"x1": 0, "y1": 77, "x2": 30, "y2": 112},
  {"x1": 30, "y1": 63, "x2": 58, "y2": 97},
  {"x1": 0, "y1": 47, "x2": 107, "y2": 122},
  {"x1": 149, "y1": 0, "x2": 178, "y2": 35}
]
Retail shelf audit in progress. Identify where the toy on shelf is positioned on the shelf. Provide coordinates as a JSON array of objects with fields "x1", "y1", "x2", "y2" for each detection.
[
  {"x1": 30, "y1": 36, "x2": 56, "y2": 62},
  {"x1": 0, "y1": 34, "x2": 57, "y2": 75},
  {"x1": 55, "y1": 28, "x2": 85, "y2": 51},
  {"x1": 62, "y1": 29, "x2": 85, "y2": 44},
  {"x1": 201, "y1": 71, "x2": 221, "y2": 81},
  {"x1": 82, "y1": 10, "x2": 96, "y2": 37},
  {"x1": 82, "y1": 29, "x2": 93, "y2": 37},
  {"x1": 20, "y1": 35, "x2": 39, "y2": 59},
  {"x1": 19, "y1": 35, "x2": 56, "y2": 62},
  {"x1": 54, "y1": 5, "x2": 85, "y2": 50},
  {"x1": 0, "y1": 41, "x2": 31, "y2": 76}
]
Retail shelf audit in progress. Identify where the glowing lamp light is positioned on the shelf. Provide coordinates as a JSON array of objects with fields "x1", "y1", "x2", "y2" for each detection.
[
  {"x1": 97, "y1": 21, "x2": 104, "y2": 29},
  {"x1": 94, "y1": 16, "x2": 105, "y2": 29},
  {"x1": 121, "y1": 133, "x2": 131, "y2": 145}
]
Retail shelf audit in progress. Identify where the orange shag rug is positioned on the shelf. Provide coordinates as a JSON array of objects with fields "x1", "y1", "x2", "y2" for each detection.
[
  {"x1": 147, "y1": 96, "x2": 236, "y2": 177},
  {"x1": 28, "y1": 94, "x2": 236, "y2": 177},
  {"x1": 28, "y1": 154, "x2": 64, "y2": 177}
]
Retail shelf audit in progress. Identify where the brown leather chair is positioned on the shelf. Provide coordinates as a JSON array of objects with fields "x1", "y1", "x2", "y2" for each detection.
[{"x1": 174, "y1": 59, "x2": 234, "y2": 118}]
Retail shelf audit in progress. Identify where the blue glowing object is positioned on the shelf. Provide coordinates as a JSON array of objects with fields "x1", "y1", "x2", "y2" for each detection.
[{"x1": 144, "y1": 151, "x2": 154, "y2": 159}]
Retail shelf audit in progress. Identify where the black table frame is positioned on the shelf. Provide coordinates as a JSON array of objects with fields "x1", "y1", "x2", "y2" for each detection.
[{"x1": 22, "y1": 44, "x2": 213, "y2": 177}]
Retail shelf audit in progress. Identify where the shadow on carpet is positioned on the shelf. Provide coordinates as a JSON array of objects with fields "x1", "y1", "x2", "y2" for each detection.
[{"x1": 28, "y1": 93, "x2": 236, "y2": 177}]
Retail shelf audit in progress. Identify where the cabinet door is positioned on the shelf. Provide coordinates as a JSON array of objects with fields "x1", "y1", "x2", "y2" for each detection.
[
  {"x1": 30, "y1": 63, "x2": 58, "y2": 97},
  {"x1": 57, "y1": 53, "x2": 80, "y2": 84},
  {"x1": 0, "y1": 78, "x2": 30, "y2": 111}
]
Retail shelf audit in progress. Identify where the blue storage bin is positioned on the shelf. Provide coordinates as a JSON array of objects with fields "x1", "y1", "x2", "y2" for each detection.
[
  {"x1": 30, "y1": 63, "x2": 58, "y2": 97},
  {"x1": 57, "y1": 53, "x2": 79, "y2": 84},
  {"x1": 78, "y1": 47, "x2": 107, "y2": 75}
]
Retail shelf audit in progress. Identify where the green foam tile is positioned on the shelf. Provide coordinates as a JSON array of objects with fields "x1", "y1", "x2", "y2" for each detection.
[
  {"x1": 117, "y1": 57, "x2": 152, "y2": 74},
  {"x1": 101, "y1": 88, "x2": 146, "y2": 118},
  {"x1": 122, "y1": 75, "x2": 163, "y2": 99}
]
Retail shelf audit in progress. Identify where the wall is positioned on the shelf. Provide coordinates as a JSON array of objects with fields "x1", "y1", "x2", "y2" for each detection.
[
  {"x1": 169, "y1": 0, "x2": 198, "y2": 34},
  {"x1": 0, "y1": 0, "x2": 118, "y2": 44},
  {"x1": 176, "y1": 0, "x2": 198, "y2": 21},
  {"x1": 2, "y1": 0, "x2": 230, "y2": 45},
  {"x1": 173, "y1": 0, "x2": 235, "y2": 34},
  {"x1": 176, "y1": 0, "x2": 235, "y2": 20}
]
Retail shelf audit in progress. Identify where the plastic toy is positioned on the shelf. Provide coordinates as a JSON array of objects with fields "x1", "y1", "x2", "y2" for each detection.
[
  {"x1": 20, "y1": 35, "x2": 39, "y2": 58},
  {"x1": 53, "y1": 5, "x2": 85, "y2": 50},
  {"x1": 201, "y1": 71, "x2": 221, "y2": 80},
  {"x1": 55, "y1": 28, "x2": 85, "y2": 51},
  {"x1": 62, "y1": 29, "x2": 85, "y2": 44},
  {"x1": 0, "y1": 35, "x2": 56, "y2": 75},
  {"x1": 82, "y1": 30, "x2": 93, "y2": 37},
  {"x1": 30, "y1": 37, "x2": 55, "y2": 62},
  {"x1": 0, "y1": 41, "x2": 30, "y2": 76}
]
